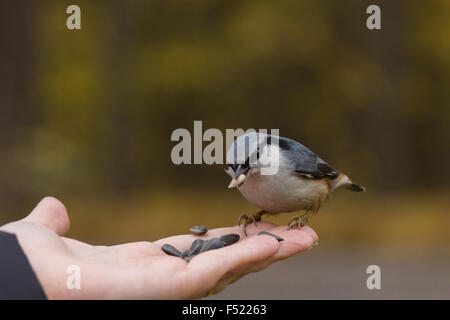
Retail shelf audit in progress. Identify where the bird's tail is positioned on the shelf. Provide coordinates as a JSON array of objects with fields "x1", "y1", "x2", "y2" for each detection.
[{"x1": 331, "y1": 173, "x2": 366, "y2": 192}]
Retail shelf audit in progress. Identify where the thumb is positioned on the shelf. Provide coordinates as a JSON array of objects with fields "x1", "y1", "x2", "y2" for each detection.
[{"x1": 23, "y1": 197, "x2": 71, "y2": 236}]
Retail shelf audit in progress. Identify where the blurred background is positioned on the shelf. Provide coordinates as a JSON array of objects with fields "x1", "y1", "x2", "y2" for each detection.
[{"x1": 0, "y1": 0, "x2": 449, "y2": 298}]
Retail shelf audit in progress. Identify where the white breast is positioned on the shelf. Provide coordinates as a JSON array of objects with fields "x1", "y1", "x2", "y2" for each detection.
[{"x1": 238, "y1": 169, "x2": 330, "y2": 213}]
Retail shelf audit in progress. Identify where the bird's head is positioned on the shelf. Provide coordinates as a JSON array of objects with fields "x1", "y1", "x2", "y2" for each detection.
[{"x1": 225, "y1": 132, "x2": 280, "y2": 188}]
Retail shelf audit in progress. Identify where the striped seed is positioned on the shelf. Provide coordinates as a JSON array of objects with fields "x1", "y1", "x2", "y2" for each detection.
[
  {"x1": 190, "y1": 225, "x2": 208, "y2": 235},
  {"x1": 161, "y1": 244, "x2": 182, "y2": 257}
]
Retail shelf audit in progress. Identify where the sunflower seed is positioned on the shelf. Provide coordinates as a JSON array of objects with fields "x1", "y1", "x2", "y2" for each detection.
[
  {"x1": 181, "y1": 250, "x2": 190, "y2": 259},
  {"x1": 220, "y1": 233, "x2": 240, "y2": 246},
  {"x1": 161, "y1": 244, "x2": 182, "y2": 257},
  {"x1": 199, "y1": 237, "x2": 224, "y2": 253},
  {"x1": 258, "y1": 231, "x2": 284, "y2": 242},
  {"x1": 190, "y1": 225, "x2": 208, "y2": 235},
  {"x1": 189, "y1": 239, "x2": 204, "y2": 256}
]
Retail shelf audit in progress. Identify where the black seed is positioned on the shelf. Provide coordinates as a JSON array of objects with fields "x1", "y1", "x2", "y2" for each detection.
[
  {"x1": 220, "y1": 233, "x2": 240, "y2": 246},
  {"x1": 181, "y1": 250, "x2": 190, "y2": 259},
  {"x1": 161, "y1": 244, "x2": 182, "y2": 257},
  {"x1": 183, "y1": 239, "x2": 205, "y2": 262},
  {"x1": 190, "y1": 225, "x2": 208, "y2": 235},
  {"x1": 258, "y1": 231, "x2": 284, "y2": 242},
  {"x1": 199, "y1": 238, "x2": 224, "y2": 253},
  {"x1": 189, "y1": 239, "x2": 204, "y2": 256}
]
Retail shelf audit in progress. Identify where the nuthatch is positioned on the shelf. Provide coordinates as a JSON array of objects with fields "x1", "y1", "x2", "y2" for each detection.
[{"x1": 225, "y1": 132, "x2": 365, "y2": 235}]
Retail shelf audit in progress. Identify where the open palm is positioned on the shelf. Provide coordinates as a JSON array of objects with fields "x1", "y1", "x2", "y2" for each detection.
[{"x1": 0, "y1": 197, "x2": 318, "y2": 299}]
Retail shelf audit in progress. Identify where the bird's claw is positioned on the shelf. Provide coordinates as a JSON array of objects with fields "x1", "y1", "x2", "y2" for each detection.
[
  {"x1": 287, "y1": 214, "x2": 309, "y2": 230},
  {"x1": 238, "y1": 213, "x2": 261, "y2": 237}
]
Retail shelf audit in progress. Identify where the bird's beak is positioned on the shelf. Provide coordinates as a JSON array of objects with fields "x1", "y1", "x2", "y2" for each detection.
[{"x1": 228, "y1": 174, "x2": 247, "y2": 189}]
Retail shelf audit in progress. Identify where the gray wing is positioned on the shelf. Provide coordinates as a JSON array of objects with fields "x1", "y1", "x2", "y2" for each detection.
[{"x1": 278, "y1": 136, "x2": 339, "y2": 179}]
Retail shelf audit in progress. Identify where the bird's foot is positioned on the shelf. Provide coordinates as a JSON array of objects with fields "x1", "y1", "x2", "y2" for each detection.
[
  {"x1": 238, "y1": 213, "x2": 262, "y2": 237},
  {"x1": 287, "y1": 213, "x2": 309, "y2": 230}
]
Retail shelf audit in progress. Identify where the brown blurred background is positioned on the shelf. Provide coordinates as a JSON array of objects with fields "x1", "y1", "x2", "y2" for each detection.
[{"x1": 0, "y1": 0, "x2": 449, "y2": 299}]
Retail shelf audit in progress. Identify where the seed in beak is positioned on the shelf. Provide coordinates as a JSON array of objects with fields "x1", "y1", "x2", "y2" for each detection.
[{"x1": 228, "y1": 174, "x2": 247, "y2": 188}]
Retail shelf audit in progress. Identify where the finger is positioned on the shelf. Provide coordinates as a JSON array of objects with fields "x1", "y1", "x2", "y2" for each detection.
[
  {"x1": 185, "y1": 225, "x2": 316, "y2": 296},
  {"x1": 153, "y1": 222, "x2": 276, "y2": 252},
  {"x1": 23, "y1": 197, "x2": 71, "y2": 236},
  {"x1": 254, "y1": 225, "x2": 315, "y2": 262},
  {"x1": 298, "y1": 225, "x2": 319, "y2": 244},
  {"x1": 183, "y1": 233, "x2": 282, "y2": 298},
  {"x1": 220, "y1": 226, "x2": 315, "y2": 287}
]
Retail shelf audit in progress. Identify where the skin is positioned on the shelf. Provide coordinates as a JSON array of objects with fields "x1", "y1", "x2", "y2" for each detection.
[{"x1": 0, "y1": 197, "x2": 318, "y2": 299}]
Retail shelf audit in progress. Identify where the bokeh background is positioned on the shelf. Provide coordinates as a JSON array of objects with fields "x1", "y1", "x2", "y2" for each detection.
[{"x1": 0, "y1": 0, "x2": 449, "y2": 299}]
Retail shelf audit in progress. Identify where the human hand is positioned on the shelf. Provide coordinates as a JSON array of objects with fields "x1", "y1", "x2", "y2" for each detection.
[{"x1": 0, "y1": 197, "x2": 318, "y2": 299}]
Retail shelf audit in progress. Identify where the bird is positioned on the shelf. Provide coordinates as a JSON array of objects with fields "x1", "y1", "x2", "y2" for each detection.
[{"x1": 225, "y1": 132, "x2": 365, "y2": 235}]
